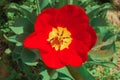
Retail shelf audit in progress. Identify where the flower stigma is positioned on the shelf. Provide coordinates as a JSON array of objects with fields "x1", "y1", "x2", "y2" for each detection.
[{"x1": 47, "y1": 27, "x2": 72, "y2": 51}]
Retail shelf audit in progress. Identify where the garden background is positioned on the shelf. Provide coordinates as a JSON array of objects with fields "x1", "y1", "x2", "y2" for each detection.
[{"x1": 0, "y1": 0, "x2": 120, "y2": 80}]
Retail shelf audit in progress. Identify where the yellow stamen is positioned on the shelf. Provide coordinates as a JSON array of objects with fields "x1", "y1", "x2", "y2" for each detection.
[{"x1": 47, "y1": 27, "x2": 72, "y2": 51}]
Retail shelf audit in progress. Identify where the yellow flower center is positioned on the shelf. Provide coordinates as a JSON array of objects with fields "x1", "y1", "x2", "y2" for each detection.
[{"x1": 47, "y1": 27, "x2": 72, "y2": 51}]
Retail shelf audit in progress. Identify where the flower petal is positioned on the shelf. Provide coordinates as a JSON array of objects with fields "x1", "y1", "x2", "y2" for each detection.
[
  {"x1": 42, "y1": 8, "x2": 58, "y2": 16},
  {"x1": 59, "y1": 49, "x2": 83, "y2": 67},
  {"x1": 70, "y1": 25, "x2": 97, "y2": 50},
  {"x1": 24, "y1": 31, "x2": 50, "y2": 49},
  {"x1": 87, "y1": 26, "x2": 97, "y2": 49},
  {"x1": 78, "y1": 31, "x2": 91, "y2": 48},
  {"x1": 69, "y1": 39, "x2": 89, "y2": 62},
  {"x1": 55, "y1": 5, "x2": 89, "y2": 27},
  {"x1": 75, "y1": 40, "x2": 89, "y2": 62},
  {"x1": 34, "y1": 13, "x2": 54, "y2": 32},
  {"x1": 34, "y1": 8, "x2": 58, "y2": 31},
  {"x1": 40, "y1": 49, "x2": 64, "y2": 68},
  {"x1": 24, "y1": 32, "x2": 42, "y2": 48}
]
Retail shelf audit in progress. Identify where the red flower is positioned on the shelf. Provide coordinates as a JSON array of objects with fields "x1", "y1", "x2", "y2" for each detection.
[{"x1": 24, "y1": 5, "x2": 97, "y2": 69}]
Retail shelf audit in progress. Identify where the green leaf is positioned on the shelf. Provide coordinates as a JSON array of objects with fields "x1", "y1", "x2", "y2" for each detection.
[
  {"x1": 80, "y1": 0, "x2": 94, "y2": 9},
  {"x1": 30, "y1": 0, "x2": 35, "y2": 2},
  {"x1": 86, "y1": 5, "x2": 100, "y2": 14},
  {"x1": 8, "y1": 3, "x2": 36, "y2": 24},
  {"x1": 100, "y1": 42, "x2": 114, "y2": 50},
  {"x1": 40, "y1": 70, "x2": 50, "y2": 80},
  {"x1": 12, "y1": 46, "x2": 22, "y2": 61},
  {"x1": 89, "y1": 39, "x2": 115, "y2": 61},
  {"x1": 5, "y1": 48, "x2": 12, "y2": 54},
  {"x1": 17, "y1": 59, "x2": 34, "y2": 80},
  {"x1": 14, "y1": 18, "x2": 34, "y2": 33},
  {"x1": 16, "y1": 32, "x2": 29, "y2": 42},
  {"x1": 76, "y1": 65, "x2": 96, "y2": 80},
  {"x1": 98, "y1": 27, "x2": 110, "y2": 37},
  {"x1": 91, "y1": 17, "x2": 108, "y2": 27},
  {"x1": 73, "y1": 0, "x2": 79, "y2": 5},
  {"x1": 57, "y1": 72, "x2": 72, "y2": 80},
  {"x1": 116, "y1": 32, "x2": 120, "y2": 41},
  {"x1": 6, "y1": 68, "x2": 20, "y2": 80},
  {"x1": 25, "y1": 62, "x2": 38, "y2": 66},
  {"x1": 21, "y1": 48, "x2": 37, "y2": 63},
  {"x1": 1, "y1": 28, "x2": 10, "y2": 33},
  {"x1": 50, "y1": 72, "x2": 58, "y2": 80},
  {"x1": 112, "y1": 54, "x2": 119, "y2": 64},
  {"x1": 4, "y1": 35, "x2": 22, "y2": 46},
  {"x1": 8, "y1": 35, "x2": 20, "y2": 43},
  {"x1": 10, "y1": 26, "x2": 23, "y2": 34},
  {"x1": 88, "y1": 3, "x2": 112, "y2": 18},
  {"x1": 40, "y1": 0, "x2": 50, "y2": 10},
  {"x1": 102, "y1": 31, "x2": 115, "y2": 42},
  {"x1": 55, "y1": 0, "x2": 68, "y2": 8},
  {"x1": 12, "y1": 52, "x2": 21, "y2": 61},
  {"x1": 86, "y1": 61, "x2": 117, "y2": 68},
  {"x1": 57, "y1": 67, "x2": 73, "y2": 79},
  {"x1": 100, "y1": 41, "x2": 116, "y2": 52}
]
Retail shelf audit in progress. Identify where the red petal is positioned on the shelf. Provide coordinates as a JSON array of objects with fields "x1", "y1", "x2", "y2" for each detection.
[
  {"x1": 42, "y1": 8, "x2": 58, "y2": 16},
  {"x1": 70, "y1": 25, "x2": 97, "y2": 50},
  {"x1": 75, "y1": 40, "x2": 89, "y2": 62},
  {"x1": 24, "y1": 31, "x2": 50, "y2": 50},
  {"x1": 69, "y1": 39, "x2": 89, "y2": 62},
  {"x1": 55, "y1": 5, "x2": 89, "y2": 27},
  {"x1": 77, "y1": 31, "x2": 91, "y2": 49},
  {"x1": 87, "y1": 26, "x2": 97, "y2": 49},
  {"x1": 59, "y1": 49, "x2": 83, "y2": 67},
  {"x1": 34, "y1": 8, "x2": 58, "y2": 31},
  {"x1": 40, "y1": 49, "x2": 64, "y2": 69},
  {"x1": 24, "y1": 32, "x2": 43, "y2": 48}
]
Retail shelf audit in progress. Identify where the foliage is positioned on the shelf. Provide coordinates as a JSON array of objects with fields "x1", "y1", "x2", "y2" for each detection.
[{"x1": 0, "y1": 0, "x2": 120, "y2": 80}]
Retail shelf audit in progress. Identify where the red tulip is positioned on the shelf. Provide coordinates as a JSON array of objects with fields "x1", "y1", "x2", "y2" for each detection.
[{"x1": 24, "y1": 5, "x2": 97, "y2": 69}]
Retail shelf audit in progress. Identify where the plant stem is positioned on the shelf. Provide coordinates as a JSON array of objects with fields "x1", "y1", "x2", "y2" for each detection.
[
  {"x1": 36, "y1": 0, "x2": 41, "y2": 15},
  {"x1": 66, "y1": 66, "x2": 84, "y2": 80}
]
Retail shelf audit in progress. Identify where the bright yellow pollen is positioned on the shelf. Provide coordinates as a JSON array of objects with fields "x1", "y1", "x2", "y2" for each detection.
[{"x1": 47, "y1": 27, "x2": 72, "y2": 51}]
